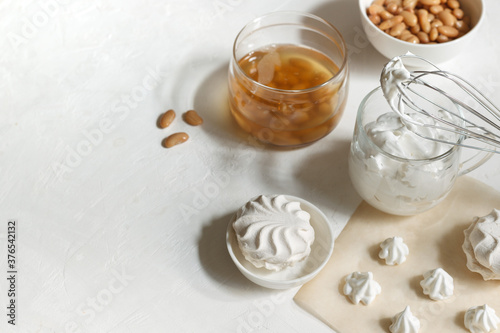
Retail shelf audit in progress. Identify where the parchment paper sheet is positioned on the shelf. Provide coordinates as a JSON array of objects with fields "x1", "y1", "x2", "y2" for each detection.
[{"x1": 294, "y1": 176, "x2": 500, "y2": 333}]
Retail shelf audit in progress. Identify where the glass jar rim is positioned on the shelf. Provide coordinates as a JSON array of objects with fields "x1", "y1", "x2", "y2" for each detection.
[
  {"x1": 231, "y1": 11, "x2": 348, "y2": 94},
  {"x1": 356, "y1": 86, "x2": 465, "y2": 163}
]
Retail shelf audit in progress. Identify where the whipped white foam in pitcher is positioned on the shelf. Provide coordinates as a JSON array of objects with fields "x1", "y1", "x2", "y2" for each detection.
[
  {"x1": 348, "y1": 55, "x2": 464, "y2": 215},
  {"x1": 349, "y1": 109, "x2": 458, "y2": 215},
  {"x1": 364, "y1": 111, "x2": 452, "y2": 159}
]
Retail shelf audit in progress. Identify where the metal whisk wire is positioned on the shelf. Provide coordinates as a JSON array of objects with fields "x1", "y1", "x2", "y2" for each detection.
[{"x1": 381, "y1": 54, "x2": 500, "y2": 154}]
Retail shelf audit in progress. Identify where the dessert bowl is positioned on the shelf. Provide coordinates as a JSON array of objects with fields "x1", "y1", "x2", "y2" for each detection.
[
  {"x1": 226, "y1": 195, "x2": 334, "y2": 289},
  {"x1": 358, "y1": 0, "x2": 484, "y2": 64}
]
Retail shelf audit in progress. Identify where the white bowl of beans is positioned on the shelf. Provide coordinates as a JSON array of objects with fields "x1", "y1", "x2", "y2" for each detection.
[{"x1": 359, "y1": 0, "x2": 484, "y2": 64}]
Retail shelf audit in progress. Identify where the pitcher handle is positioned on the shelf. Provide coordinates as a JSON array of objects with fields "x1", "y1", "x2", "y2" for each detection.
[{"x1": 458, "y1": 148, "x2": 495, "y2": 176}]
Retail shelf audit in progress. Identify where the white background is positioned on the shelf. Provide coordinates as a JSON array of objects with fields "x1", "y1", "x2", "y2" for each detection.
[{"x1": 1, "y1": 0, "x2": 499, "y2": 332}]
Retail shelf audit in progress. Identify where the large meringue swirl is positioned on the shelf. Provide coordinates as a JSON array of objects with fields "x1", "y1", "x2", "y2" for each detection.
[
  {"x1": 463, "y1": 209, "x2": 500, "y2": 280},
  {"x1": 232, "y1": 195, "x2": 315, "y2": 271}
]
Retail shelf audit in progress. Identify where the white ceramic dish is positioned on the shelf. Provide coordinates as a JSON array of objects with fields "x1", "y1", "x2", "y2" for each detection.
[
  {"x1": 226, "y1": 195, "x2": 334, "y2": 289},
  {"x1": 358, "y1": 0, "x2": 484, "y2": 65}
]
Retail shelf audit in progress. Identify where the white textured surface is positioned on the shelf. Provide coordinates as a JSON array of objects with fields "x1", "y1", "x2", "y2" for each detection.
[{"x1": 0, "y1": 0, "x2": 499, "y2": 332}]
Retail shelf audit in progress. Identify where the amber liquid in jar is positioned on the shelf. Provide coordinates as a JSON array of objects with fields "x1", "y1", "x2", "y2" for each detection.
[{"x1": 229, "y1": 44, "x2": 347, "y2": 146}]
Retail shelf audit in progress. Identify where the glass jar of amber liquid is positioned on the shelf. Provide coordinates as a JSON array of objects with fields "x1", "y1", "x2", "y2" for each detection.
[{"x1": 228, "y1": 12, "x2": 349, "y2": 147}]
